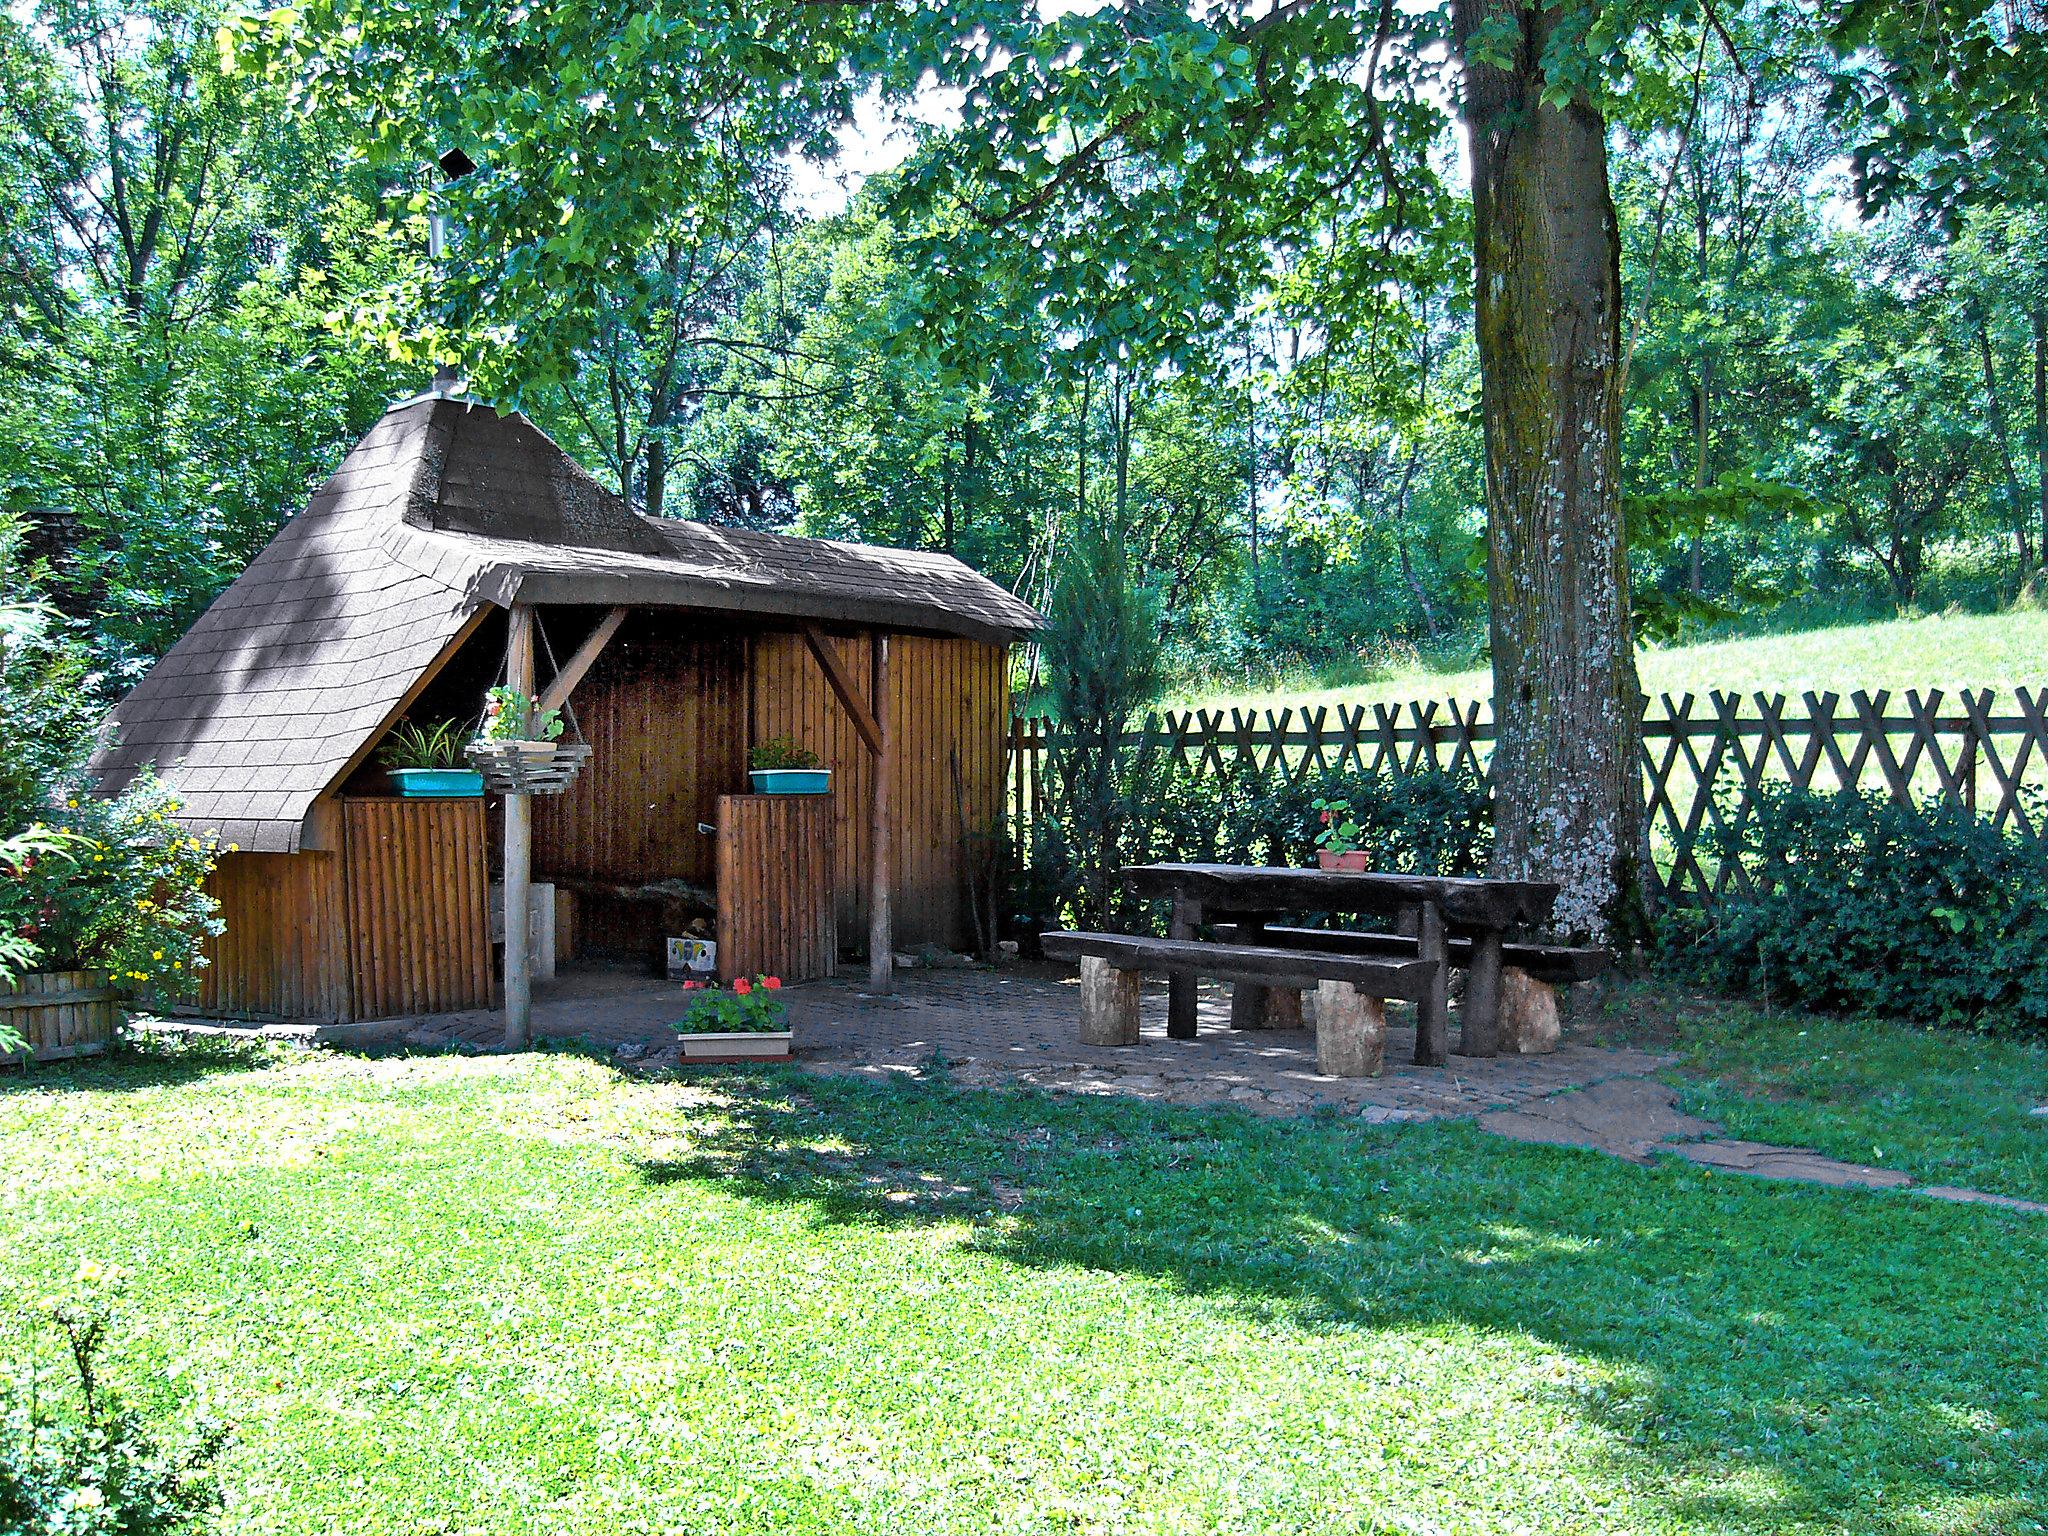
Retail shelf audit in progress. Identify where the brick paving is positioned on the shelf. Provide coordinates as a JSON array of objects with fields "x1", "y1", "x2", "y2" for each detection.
[{"x1": 359, "y1": 961, "x2": 1670, "y2": 1123}]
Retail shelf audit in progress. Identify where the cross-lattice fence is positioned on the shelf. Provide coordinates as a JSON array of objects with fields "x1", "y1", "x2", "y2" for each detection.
[{"x1": 1007, "y1": 688, "x2": 2048, "y2": 906}]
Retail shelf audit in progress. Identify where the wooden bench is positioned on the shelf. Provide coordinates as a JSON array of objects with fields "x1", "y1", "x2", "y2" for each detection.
[
  {"x1": 1216, "y1": 924, "x2": 1610, "y2": 1054},
  {"x1": 1041, "y1": 931, "x2": 1439, "y2": 1078}
]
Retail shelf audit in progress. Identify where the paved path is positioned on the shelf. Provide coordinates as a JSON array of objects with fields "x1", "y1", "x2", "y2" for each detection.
[
  {"x1": 1479, "y1": 1076, "x2": 2048, "y2": 1214},
  {"x1": 173, "y1": 963, "x2": 2043, "y2": 1214}
]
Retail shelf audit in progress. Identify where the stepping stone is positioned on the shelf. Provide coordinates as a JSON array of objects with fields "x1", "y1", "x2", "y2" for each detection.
[{"x1": 1671, "y1": 1139, "x2": 1911, "y2": 1190}]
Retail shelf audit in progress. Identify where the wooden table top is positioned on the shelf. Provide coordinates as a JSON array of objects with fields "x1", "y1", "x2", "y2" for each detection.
[{"x1": 1120, "y1": 862, "x2": 1559, "y2": 929}]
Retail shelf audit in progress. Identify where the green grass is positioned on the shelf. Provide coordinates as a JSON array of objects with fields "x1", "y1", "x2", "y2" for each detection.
[
  {"x1": 2, "y1": 1037, "x2": 2044, "y2": 1534},
  {"x1": 1166, "y1": 607, "x2": 2048, "y2": 717},
  {"x1": 1586, "y1": 980, "x2": 2048, "y2": 1203}
]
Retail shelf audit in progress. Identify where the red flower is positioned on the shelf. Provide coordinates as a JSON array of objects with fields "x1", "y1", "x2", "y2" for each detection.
[
  {"x1": 681, "y1": 979, "x2": 703, "y2": 991},
  {"x1": 1318, "y1": 810, "x2": 1331, "y2": 825},
  {"x1": 732, "y1": 978, "x2": 752, "y2": 996},
  {"x1": 762, "y1": 976, "x2": 782, "y2": 990}
]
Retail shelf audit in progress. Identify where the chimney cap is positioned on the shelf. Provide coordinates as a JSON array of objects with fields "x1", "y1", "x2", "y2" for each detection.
[{"x1": 438, "y1": 147, "x2": 477, "y2": 179}]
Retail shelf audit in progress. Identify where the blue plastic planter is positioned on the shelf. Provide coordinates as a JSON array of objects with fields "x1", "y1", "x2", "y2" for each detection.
[
  {"x1": 750, "y1": 768, "x2": 831, "y2": 795},
  {"x1": 388, "y1": 768, "x2": 485, "y2": 798}
]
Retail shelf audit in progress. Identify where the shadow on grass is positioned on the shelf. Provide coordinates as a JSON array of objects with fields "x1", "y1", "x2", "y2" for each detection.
[
  {"x1": 0, "y1": 1031, "x2": 282, "y2": 1094},
  {"x1": 639, "y1": 1067, "x2": 2046, "y2": 1535}
]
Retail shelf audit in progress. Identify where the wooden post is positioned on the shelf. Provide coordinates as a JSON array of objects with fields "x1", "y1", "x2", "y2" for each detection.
[
  {"x1": 1078, "y1": 956, "x2": 1140, "y2": 1046},
  {"x1": 868, "y1": 633, "x2": 893, "y2": 993},
  {"x1": 503, "y1": 604, "x2": 534, "y2": 1051},
  {"x1": 1227, "y1": 911, "x2": 1271, "y2": 1030},
  {"x1": 1413, "y1": 899, "x2": 1449, "y2": 1066},
  {"x1": 1166, "y1": 894, "x2": 1200, "y2": 1039},
  {"x1": 1457, "y1": 929, "x2": 1504, "y2": 1058}
]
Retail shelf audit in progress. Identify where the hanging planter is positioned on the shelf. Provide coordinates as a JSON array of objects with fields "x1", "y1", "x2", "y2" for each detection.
[{"x1": 468, "y1": 687, "x2": 590, "y2": 796}]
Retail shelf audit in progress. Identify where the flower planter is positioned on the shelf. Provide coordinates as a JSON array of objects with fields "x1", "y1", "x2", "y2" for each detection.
[
  {"x1": 466, "y1": 739, "x2": 592, "y2": 795},
  {"x1": 749, "y1": 768, "x2": 831, "y2": 795},
  {"x1": 387, "y1": 768, "x2": 484, "y2": 798},
  {"x1": 1317, "y1": 850, "x2": 1372, "y2": 872},
  {"x1": 677, "y1": 1030, "x2": 793, "y2": 1063},
  {"x1": 0, "y1": 970, "x2": 119, "y2": 1064}
]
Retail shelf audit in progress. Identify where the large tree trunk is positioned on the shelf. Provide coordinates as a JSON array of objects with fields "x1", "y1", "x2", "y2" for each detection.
[{"x1": 1456, "y1": 0, "x2": 1646, "y2": 941}]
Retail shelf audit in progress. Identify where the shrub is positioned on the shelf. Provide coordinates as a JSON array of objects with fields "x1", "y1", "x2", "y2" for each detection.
[
  {"x1": 0, "y1": 1268, "x2": 227, "y2": 1534},
  {"x1": 0, "y1": 601, "x2": 102, "y2": 840},
  {"x1": 1682, "y1": 785, "x2": 2048, "y2": 1032},
  {"x1": 0, "y1": 773, "x2": 223, "y2": 1000}
]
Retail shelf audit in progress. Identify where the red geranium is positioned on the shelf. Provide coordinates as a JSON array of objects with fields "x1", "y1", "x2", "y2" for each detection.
[
  {"x1": 732, "y1": 977, "x2": 752, "y2": 995},
  {"x1": 762, "y1": 976, "x2": 782, "y2": 990}
]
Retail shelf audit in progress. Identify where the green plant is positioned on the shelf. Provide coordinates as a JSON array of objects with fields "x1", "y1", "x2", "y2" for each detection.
[
  {"x1": 0, "y1": 773, "x2": 223, "y2": 1001},
  {"x1": 1679, "y1": 784, "x2": 2048, "y2": 1033},
  {"x1": 748, "y1": 737, "x2": 820, "y2": 772},
  {"x1": 478, "y1": 688, "x2": 564, "y2": 744},
  {"x1": 0, "y1": 1265, "x2": 227, "y2": 1534},
  {"x1": 375, "y1": 720, "x2": 469, "y2": 771},
  {"x1": 674, "y1": 975, "x2": 787, "y2": 1033}
]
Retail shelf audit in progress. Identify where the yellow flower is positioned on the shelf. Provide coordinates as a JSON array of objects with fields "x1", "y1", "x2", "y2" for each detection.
[
  {"x1": 151, "y1": 950, "x2": 162, "y2": 960},
  {"x1": 173, "y1": 961, "x2": 182, "y2": 971},
  {"x1": 65, "y1": 799, "x2": 77, "y2": 809}
]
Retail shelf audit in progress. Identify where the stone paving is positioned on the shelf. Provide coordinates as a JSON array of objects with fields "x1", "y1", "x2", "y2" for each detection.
[
  {"x1": 234, "y1": 962, "x2": 2046, "y2": 1213},
  {"x1": 362, "y1": 961, "x2": 1671, "y2": 1123}
]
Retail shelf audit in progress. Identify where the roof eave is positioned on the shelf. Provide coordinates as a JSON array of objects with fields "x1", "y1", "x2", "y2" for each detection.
[{"x1": 491, "y1": 567, "x2": 1039, "y2": 645}]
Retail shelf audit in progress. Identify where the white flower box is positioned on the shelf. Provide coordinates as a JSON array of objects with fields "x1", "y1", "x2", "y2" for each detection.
[{"x1": 677, "y1": 1030, "x2": 792, "y2": 1063}]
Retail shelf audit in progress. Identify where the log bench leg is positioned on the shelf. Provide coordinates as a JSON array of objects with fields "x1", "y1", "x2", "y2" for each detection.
[
  {"x1": 1455, "y1": 929, "x2": 1503, "y2": 1058},
  {"x1": 1498, "y1": 966, "x2": 1560, "y2": 1055},
  {"x1": 1264, "y1": 987, "x2": 1305, "y2": 1029},
  {"x1": 1231, "y1": 982, "x2": 1271, "y2": 1030},
  {"x1": 1315, "y1": 981, "x2": 1385, "y2": 1078},
  {"x1": 1078, "y1": 956, "x2": 1141, "y2": 1046}
]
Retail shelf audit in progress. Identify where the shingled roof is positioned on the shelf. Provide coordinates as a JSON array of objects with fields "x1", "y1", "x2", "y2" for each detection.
[{"x1": 91, "y1": 396, "x2": 1040, "y2": 853}]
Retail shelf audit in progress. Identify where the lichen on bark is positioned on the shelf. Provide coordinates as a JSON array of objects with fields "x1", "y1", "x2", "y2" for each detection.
[{"x1": 1455, "y1": 0, "x2": 1647, "y2": 941}]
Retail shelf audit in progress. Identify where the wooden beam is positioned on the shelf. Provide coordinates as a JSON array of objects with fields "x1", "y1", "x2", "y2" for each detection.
[
  {"x1": 503, "y1": 604, "x2": 535, "y2": 1051},
  {"x1": 801, "y1": 624, "x2": 884, "y2": 757},
  {"x1": 868, "y1": 633, "x2": 893, "y2": 993},
  {"x1": 536, "y1": 606, "x2": 628, "y2": 714}
]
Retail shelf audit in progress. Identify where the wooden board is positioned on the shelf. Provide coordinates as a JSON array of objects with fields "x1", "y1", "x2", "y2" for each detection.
[
  {"x1": 342, "y1": 798, "x2": 492, "y2": 1019},
  {"x1": 0, "y1": 970, "x2": 118, "y2": 1061},
  {"x1": 715, "y1": 794, "x2": 837, "y2": 984},
  {"x1": 201, "y1": 851, "x2": 350, "y2": 1022}
]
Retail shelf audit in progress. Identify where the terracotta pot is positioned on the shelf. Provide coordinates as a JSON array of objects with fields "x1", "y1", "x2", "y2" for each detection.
[{"x1": 1317, "y1": 849, "x2": 1372, "y2": 872}]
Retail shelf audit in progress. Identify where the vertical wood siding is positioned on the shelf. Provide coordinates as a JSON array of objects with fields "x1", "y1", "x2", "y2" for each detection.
[
  {"x1": 531, "y1": 623, "x2": 746, "y2": 956},
  {"x1": 714, "y1": 794, "x2": 837, "y2": 983},
  {"x1": 0, "y1": 971, "x2": 119, "y2": 1060},
  {"x1": 201, "y1": 851, "x2": 350, "y2": 1021},
  {"x1": 342, "y1": 798, "x2": 491, "y2": 1019},
  {"x1": 749, "y1": 629, "x2": 1008, "y2": 951}
]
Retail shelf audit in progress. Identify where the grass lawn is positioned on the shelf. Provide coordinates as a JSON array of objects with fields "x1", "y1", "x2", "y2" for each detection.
[
  {"x1": 1585, "y1": 979, "x2": 2048, "y2": 1205},
  {"x1": 2, "y1": 1037, "x2": 2044, "y2": 1534},
  {"x1": 1165, "y1": 607, "x2": 2048, "y2": 717}
]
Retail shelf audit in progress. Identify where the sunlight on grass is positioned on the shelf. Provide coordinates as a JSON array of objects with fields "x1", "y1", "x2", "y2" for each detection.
[
  {"x1": 1, "y1": 1040, "x2": 2043, "y2": 1534},
  {"x1": 1167, "y1": 607, "x2": 2048, "y2": 716}
]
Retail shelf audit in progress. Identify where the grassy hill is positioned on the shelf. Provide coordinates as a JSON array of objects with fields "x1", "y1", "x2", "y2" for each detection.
[{"x1": 1165, "y1": 608, "x2": 2048, "y2": 718}]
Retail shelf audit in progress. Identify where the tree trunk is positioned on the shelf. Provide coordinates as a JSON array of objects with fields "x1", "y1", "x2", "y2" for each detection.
[
  {"x1": 1457, "y1": 0, "x2": 1645, "y2": 941},
  {"x1": 2034, "y1": 305, "x2": 2047, "y2": 576},
  {"x1": 645, "y1": 435, "x2": 668, "y2": 520}
]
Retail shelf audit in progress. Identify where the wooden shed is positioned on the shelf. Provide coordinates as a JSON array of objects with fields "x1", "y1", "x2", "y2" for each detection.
[{"x1": 92, "y1": 396, "x2": 1038, "y2": 1024}]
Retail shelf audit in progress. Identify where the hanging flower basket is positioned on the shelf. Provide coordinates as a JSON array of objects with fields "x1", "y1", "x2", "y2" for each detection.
[{"x1": 466, "y1": 739, "x2": 591, "y2": 795}]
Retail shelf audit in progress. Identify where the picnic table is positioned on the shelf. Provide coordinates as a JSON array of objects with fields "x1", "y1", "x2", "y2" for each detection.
[{"x1": 1120, "y1": 862, "x2": 1561, "y2": 1065}]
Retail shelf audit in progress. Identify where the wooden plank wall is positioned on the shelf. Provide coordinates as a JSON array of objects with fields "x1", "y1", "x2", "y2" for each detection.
[
  {"x1": 532, "y1": 621, "x2": 747, "y2": 955},
  {"x1": 749, "y1": 630, "x2": 1008, "y2": 951},
  {"x1": 0, "y1": 971, "x2": 119, "y2": 1061},
  {"x1": 714, "y1": 794, "x2": 837, "y2": 983},
  {"x1": 201, "y1": 851, "x2": 350, "y2": 1021},
  {"x1": 342, "y1": 798, "x2": 492, "y2": 1018}
]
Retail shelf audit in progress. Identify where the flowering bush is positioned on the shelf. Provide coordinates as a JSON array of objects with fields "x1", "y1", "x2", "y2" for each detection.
[
  {"x1": 479, "y1": 687, "x2": 564, "y2": 743},
  {"x1": 675, "y1": 975, "x2": 787, "y2": 1034},
  {"x1": 0, "y1": 772, "x2": 223, "y2": 1001}
]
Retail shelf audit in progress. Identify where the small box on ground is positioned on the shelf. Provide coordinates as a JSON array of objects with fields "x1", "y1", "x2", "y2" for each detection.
[{"x1": 666, "y1": 936, "x2": 717, "y2": 981}]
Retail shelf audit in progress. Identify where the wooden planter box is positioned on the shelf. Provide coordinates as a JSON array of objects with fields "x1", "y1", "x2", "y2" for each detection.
[
  {"x1": 1317, "y1": 850, "x2": 1371, "y2": 872},
  {"x1": 1, "y1": 970, "x2": 119, "y2": 1063},
  {"x1": 677, "y1": 1030, "x2": 792, "y2": 1064}
]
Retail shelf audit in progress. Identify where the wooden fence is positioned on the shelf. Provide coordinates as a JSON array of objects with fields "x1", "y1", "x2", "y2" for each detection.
[{"x1": 1007, "y1": 688, "x2": 2048, "y2": 906}]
